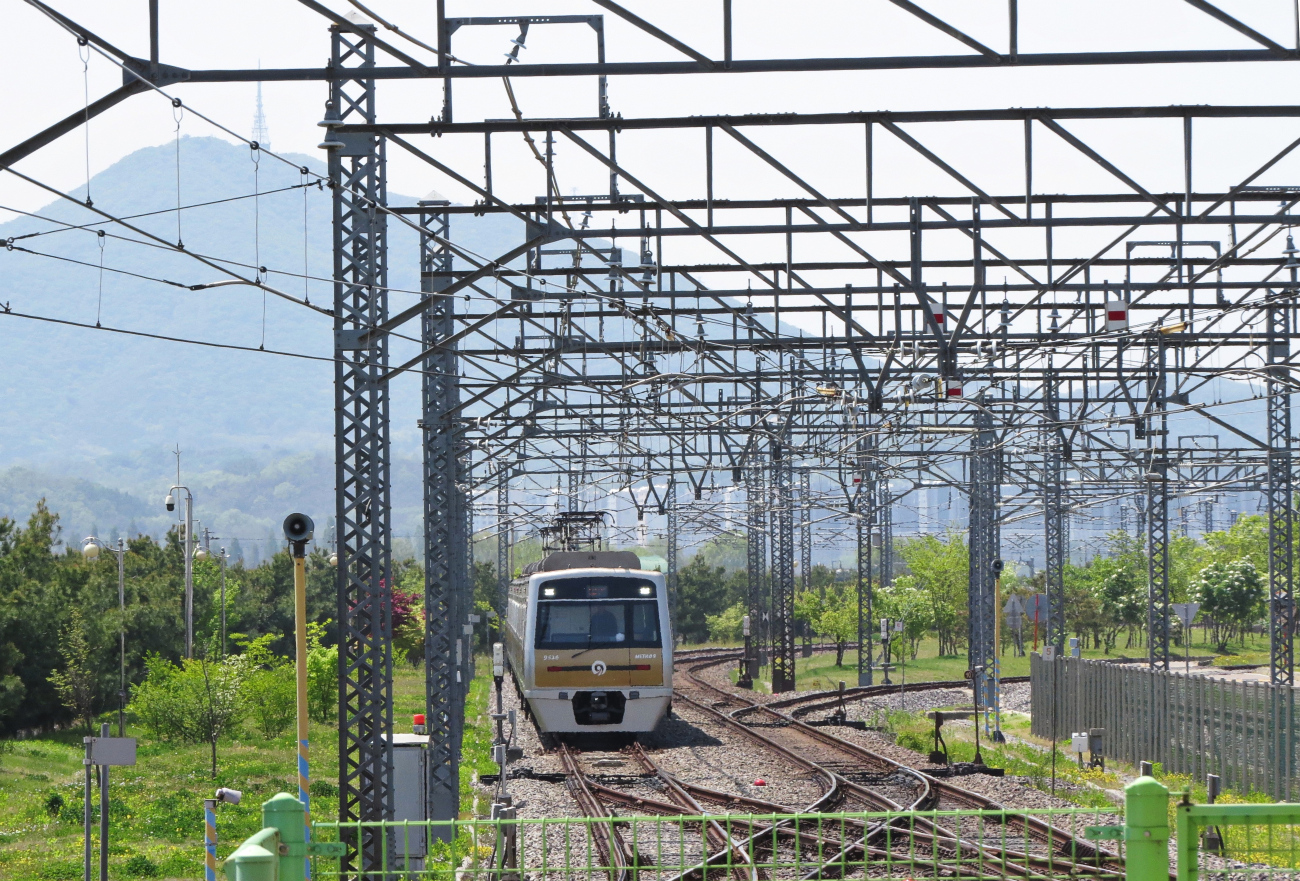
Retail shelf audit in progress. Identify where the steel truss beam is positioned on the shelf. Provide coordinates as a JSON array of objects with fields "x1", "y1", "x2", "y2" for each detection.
[{"x1": 329, "y1": 24, "x2": 393, "y2": 875}]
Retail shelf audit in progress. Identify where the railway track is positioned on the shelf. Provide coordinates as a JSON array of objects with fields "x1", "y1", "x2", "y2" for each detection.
[
  {"x1": 673, "y1": 653, "x2": 1125, "y2": 880},
  {"x1": 539, "y1": 648, "x2": 1121, "y2": 880}
]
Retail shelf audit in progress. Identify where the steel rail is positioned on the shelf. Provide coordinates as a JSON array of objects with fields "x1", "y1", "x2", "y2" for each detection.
[
  {"x1": 556, "y1": 742, "x2": 637, "y2": 881},
  {"x1": 678, "y1": 654, "x2": 1123, "y2": 878}
]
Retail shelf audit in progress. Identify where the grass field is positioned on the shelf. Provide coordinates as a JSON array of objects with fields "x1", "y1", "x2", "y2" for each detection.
[
  {"x1": 724, "y1": 630, "x2": 1281, "y2": 693},
  {"x1": 0, "y1": 661, "x2": 494, "y2": 881}
]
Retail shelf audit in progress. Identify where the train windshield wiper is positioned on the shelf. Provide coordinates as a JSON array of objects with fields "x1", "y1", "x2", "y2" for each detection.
[{"x1": 571, "y1": 637, "x2": 618, "y2": 658}]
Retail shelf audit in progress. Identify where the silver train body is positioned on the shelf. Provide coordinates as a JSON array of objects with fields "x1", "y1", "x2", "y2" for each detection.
[{"x1": 504, "y1": 551, "x2": 673, "y2": 734}]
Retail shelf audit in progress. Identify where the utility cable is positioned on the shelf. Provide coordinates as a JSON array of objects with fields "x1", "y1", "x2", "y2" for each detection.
[
  {"x1": 3, "y1": 164, "x2": 330, "y2": 316},
  {"x1": 0, "y1": 304, "x2": 462, "y2": 379},
  {"x1": 0, "y1": 182, "x2": 315, "y2": 243}
]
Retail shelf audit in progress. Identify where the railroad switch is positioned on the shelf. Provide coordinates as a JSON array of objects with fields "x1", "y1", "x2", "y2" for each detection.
[{"x1": 925, "y1": 710, "x2": 1003, "y2": 776}]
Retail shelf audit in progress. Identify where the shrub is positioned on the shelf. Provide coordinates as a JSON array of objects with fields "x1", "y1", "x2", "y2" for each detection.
[
  {"x1": 123, "y1": 855, "x2": 161, "y2": 878},
  {"x1": 705, "y1": 602, "x2": 745, "y2": 642},
  {"x1": 43, "y1": 790, "x2": 64, "y2": 817},
  {"x1": 310, "y1": 778, "x2": 339, "y2": 797},
  {"x1": 306, "y1": 622, "x2": 338, "y2": 723},
  {"x1": 244, "y1": 665, "x2": 295, "y2": 738},
  {"x1": 128, "y1": 652, "x2": 249, "y2": 776}
]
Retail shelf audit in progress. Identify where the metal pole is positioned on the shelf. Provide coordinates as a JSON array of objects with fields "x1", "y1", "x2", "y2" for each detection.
[
  {"x1": 290, "y1": 538, "x2": 311, "y2": 879},
  {"x1": 219, "y1": 550, "x2": 227, "y2": 661},
  {"x1": 184, "y1": 492, "x2": 193, "y2": 659},
  {"x1": 1044, "y1": 367, "x2": 1067, "y2": 654},
  {"x1": 1147, "y1": 335, "x2": 1172, "y2": 670},
  {"x1": 746, "y1": 458, "x2": 764, "y2": 680},
  {"x1": 328, "y1": 21, "x2": 395, "y2": 873},
  {"x1": 117, "y1": 540, "x2": 125, "y2": 737},
  {"x1": 83, "y1": 738, "x2": 92, "y2": 881},
  {"x1": 419, "y1": 197, "x2": 461, "y2": 836},
  {"x1": 98, "y1": 723, "x2": 108, "y2": 881},
  {"x1": 771, "y1": 438, "x2": 796, "y2": 692},
  {"x1": 203, "y1": 798, "x2": 217, "y2": 881},
  {"x1": 497, "y1": 475, "x2": 509, "y2": 614}
]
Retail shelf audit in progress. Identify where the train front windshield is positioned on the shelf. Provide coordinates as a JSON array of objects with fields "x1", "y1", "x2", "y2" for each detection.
[{"x1": 535, "y1": 577, "x2": 662, "y2": 648}]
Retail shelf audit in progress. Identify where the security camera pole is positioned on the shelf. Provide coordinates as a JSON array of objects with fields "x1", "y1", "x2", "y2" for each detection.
[
  {"x1": 165, "y1": 485, "x2": 194, "y2": 658},
  {"x1": 283, "y1": 512, "x2": 315, "y2": 877},
  {"x1": 81, "y1": 536, "x2": 127, "y2": 735}
]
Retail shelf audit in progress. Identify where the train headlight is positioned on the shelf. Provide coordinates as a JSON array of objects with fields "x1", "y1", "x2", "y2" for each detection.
[
  {"x1": 639, "y1": 586, "x2": 652, "y2": 595},
  {"x1": 543, "y1": 587, "x2": 555, "y2": 596}
]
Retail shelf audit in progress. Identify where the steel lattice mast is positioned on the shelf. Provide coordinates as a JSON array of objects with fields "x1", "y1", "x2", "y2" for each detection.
[{"x1": 327, "y1": 24, "x2": 394, "y2": 875}]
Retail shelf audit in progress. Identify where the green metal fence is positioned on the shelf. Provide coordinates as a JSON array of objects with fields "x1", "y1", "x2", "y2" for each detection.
[
  {"x1": 222, "y1": 777, "x2": 1300, "y2": 881},
  {"x1": 1174, "y1": 797, "x2": 1300, "y2": 881},
  {"x1": 308, "y1": 807, "x2": 1122, "y2": 881}
]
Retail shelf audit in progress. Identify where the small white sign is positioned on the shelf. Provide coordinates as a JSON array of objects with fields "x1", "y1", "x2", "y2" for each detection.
[
  {"x1": 1171, "y1": 602, "x2": 1201, "y2": 627},
  {"x1": 86, "y1": 737, "x2": 136, "y2": 766},
  {"x1": 1105, "y1": 300, "x2": 1129, "y2": 332}
]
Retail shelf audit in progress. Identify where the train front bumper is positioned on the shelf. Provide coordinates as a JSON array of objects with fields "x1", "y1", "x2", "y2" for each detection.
[{"x1": 524, "y1": 686, "x2": 673, "y2": 733}]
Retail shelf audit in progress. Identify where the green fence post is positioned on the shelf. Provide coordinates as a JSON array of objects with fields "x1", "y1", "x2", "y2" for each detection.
[
  {"x1": 263, "y1": 793, "x2": 307, "y2": 881},
  {"x1": 1125, "y1": 776, "x2": 1171, "y2": 881},
  {"x1": 224, "y1": 829, "x2": 280, "y2": 881}
]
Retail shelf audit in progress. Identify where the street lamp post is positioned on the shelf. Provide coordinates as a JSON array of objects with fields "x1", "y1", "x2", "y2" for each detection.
[
  {"x1": 81, "y1": 536, "x2": 127, "y2": 737},
  {"x1": 217, "y1": 547, "x2": 228, "y2": 659},
  {"x1": 165, "y1": 485, "x2": 194, "y2": 658}
]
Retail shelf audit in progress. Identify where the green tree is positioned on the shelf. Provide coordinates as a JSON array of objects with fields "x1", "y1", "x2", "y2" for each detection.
[
  {"x1": 47, "y1": 607, "x2": 99, "y2": 732},
  {"x1": 875, "y1": 576, "x2": 933, "y2": 659},
  {"x1": 816, "y1": 590, "x2": 859, "y2": 667},
  {"x1": 897, "y1": 531, "x2": 968, "y2": 656},
  {"x1": 1192, "y1": 559, "x2": 1266, "y2": 652},
  {"x1": 306, "y1": 621, "x2": 338, "y2": 723},
  {"x1": 237, "y1": 634, "x2": 295, "y2": 739},
  {"x1": 705, "y1": 601, "x2": 745, "y2": 642},
  {"x1": 675, "y1": 556, "x2": 740, "y2": 643},
  {"x1": 129, "y1": 651, "x2": 249, "y2": 776},
  {"x1": 1202, "y1": 515, "x2": 1268, "y2": 573}
]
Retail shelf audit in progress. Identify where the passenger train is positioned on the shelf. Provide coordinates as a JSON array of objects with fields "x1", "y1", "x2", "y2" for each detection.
[{"x1": 504, "y1": 549, "x2": 673, "y2": 734}]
